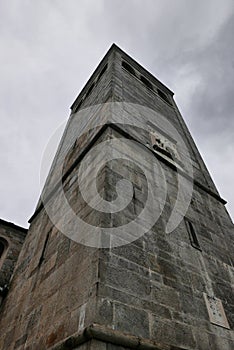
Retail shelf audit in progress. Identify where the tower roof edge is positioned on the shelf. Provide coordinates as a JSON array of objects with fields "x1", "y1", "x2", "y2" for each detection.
[{"x1": 70, "y1": 44, "x2": 174, "y2": 111}]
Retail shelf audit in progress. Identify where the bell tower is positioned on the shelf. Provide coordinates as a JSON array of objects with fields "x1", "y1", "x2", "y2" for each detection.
[{"x1": 0, "y1": 44, "x2": 233, "y2": 350}]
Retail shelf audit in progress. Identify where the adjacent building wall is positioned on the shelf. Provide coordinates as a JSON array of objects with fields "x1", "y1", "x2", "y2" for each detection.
[{"x1": 0, "y1": 219, "x2": 27, "y2": 305}]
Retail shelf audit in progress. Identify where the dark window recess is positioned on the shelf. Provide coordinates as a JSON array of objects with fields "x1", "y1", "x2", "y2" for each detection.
[
  {"x1": 86, "y1": 83, "x2": 95, "y2": 98},
  {"x1": 0, "y1": 238, "x2": 8, "y2": 259},
  {"x1": 140, "y1": 75, "x2": 153, "y2": 90},
  {"x1": 75, "y1": 99, "x2": 83, "y2": 112},
  {"x1": 185, "y1": 219, "x2": 201, "y2": 250},
  {"x1": 0, "y1": 242, "x2": 4, "y2": 258},
  {"x1": 122, "y1": 61, "x2": 136, "y2": 76},
  {"x1": 97, "y1": 63, "x2": 108, "y2": 81},
  {"x1": 153, "y1": 143, "x2": 173, "y2": 160},
  {"x1": 38, "y1": 233, "x2": 50, "y2": 266},
  {"x1": 157, "y1": 89, "x2": 172, "y2": 105},
  {"x1": 0, "y1": 284, "x2": 8, "y2": 298}
]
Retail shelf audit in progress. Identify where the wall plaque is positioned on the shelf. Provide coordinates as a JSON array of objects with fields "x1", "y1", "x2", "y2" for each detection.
[{"x1": 203, "y1": 293, "x2": 230, "y2": 329}]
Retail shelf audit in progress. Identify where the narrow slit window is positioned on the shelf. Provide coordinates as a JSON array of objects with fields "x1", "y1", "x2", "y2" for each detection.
[
  {"x1": 75, "y1": 99, "x2": 83, "y2": 112},
  {"x1": 86, "y1": 83, "x2": 95, "y2": 98},
  {"x1": 97, "y1": 64, "x2": 108, "y2": 81},
  {"x1": 0, "y1": 238, "x2": 8, "y2": 261},
  {"x1": 0, "y1": 242, "x2": 4, "y2": 259},
  {"x1": 122, "y1": 61, "x2": 136, "y2": 76},
  {"x1": 38, "y1": 233, "x2": 50, "y2": 266},
  {"x1": 140, "y1": 75, "x2": 153, "y2": 90},
  {"x1": 185, "y1": 219, "x2": 201, "y2": 250}
]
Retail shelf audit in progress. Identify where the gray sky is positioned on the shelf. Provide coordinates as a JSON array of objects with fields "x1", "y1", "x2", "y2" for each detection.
[{"x1": 0, "y1": 0, "x2": 233, "y2": 228}]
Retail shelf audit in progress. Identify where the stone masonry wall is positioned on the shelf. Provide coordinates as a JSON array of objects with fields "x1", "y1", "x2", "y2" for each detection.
[
  {"x1": 95, "y1": 127, "x2": 234, "y2": 350},
  {"x1": 0, "y1": 211, "x2": 100, "y2": 349}
]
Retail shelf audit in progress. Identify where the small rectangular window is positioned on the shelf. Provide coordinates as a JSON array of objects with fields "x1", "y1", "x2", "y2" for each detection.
[{"x1": 185, "y1": 219, "x2": 201, "y2": 250}]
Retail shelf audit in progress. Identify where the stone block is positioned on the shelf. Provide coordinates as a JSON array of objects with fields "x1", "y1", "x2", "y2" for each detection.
[
  {"x1": 114, "y1": 302, "x2": 149, "y2": 338},
  {"x1": 151, "y1": 319, "x2": 196, "y2": 349},
  {"x1": 103, "y1": 263, "x2": 151, "y2": 299},
  {"x1": 151, "y1": 285, "x2": 180, "y2": 311}
]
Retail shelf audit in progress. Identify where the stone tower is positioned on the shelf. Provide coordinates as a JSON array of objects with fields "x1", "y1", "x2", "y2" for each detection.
[{"x1": 0, "y1": 44, "x2": 233, "y2": 350}]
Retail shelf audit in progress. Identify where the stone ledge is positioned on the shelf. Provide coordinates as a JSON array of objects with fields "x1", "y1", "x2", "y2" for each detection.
[
  {"x1": 50, "y1": 323, "x2": 186, "y2": 350},
  {"x1": 0, "y1": 218, "x2": 28, "y2": 234},
  {"x1": 28, "y1": 123, "x2": 227, "y2": 224}
]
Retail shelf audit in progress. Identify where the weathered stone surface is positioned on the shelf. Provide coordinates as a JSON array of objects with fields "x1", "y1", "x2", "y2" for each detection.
[{"x1": 114, "y1": 303, "x2": 149, "y2": 338}]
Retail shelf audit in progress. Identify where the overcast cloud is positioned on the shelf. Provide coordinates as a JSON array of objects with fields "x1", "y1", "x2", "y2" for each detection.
[{"x1": 0, "y1": 0, "x2": 233, "y2": 227}]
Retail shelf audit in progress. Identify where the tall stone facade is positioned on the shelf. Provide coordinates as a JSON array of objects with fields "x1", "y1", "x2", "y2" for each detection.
[{"x1": 0, "y1": 44, "x2": 233, "y2": 350}]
